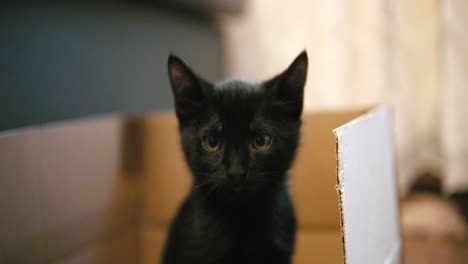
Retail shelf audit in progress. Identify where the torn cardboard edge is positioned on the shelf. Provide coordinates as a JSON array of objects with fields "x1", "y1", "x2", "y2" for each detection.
[
  {"x1": 333, "y1": 107, "x2": 383, "y2": 264},
  {"x1": 334, "y1": 106, "x2": 401, "y2": 264}
]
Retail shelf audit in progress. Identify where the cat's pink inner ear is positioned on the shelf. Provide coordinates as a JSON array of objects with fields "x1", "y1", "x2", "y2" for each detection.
[
  {"x1": 288, "y1": 52, "x2": 308, "y2": 82},
  {"x1": 169, "y1": 59, "x2": 188, "y2": 92},
  {"x1": 169, "y1": 64, "x2": 183, "y2": 84},
  {"x1": 279, "y1": 51, "x2": 308, "y2": 100},
  {"x1": 168, "y1": 55, "x2": 200, "y2": 98}
]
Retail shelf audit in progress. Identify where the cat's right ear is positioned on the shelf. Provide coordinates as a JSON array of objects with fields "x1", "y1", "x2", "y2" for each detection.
[
  {"x1": 168, "y1": 54, "x2": 205, "y2": 119},
  {"x1": 263, "y1": 51, "x2": 308, "y2": 120}
]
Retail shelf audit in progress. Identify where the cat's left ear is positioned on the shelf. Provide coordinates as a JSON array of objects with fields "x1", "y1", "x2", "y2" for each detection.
[
  {"x1": 265, "y1": 51, "x2": 308, "y2": 119},
  {"x1": 168, "y1": 54, "x2": 206, "y2": 120}
]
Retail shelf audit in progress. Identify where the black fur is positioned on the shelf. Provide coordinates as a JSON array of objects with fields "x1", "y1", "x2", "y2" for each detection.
[{"x1": 162, "y1": 51, "x2": 308, "y2": 264}]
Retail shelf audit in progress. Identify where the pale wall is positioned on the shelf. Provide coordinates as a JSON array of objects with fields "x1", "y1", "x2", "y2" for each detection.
[{"x1": 221, "y1": 0, "x2": 466, "y2": 193}]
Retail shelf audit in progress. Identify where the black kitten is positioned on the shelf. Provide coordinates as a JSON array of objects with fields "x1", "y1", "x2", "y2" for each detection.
[{"x1": 162, "y1": 51, "x2": 308, "y2": 264}]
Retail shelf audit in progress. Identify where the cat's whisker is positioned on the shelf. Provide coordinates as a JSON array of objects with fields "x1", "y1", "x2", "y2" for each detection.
[
  {"x1": 201, "y1": 184, "x2": 218, "y2": 201},
  {"x1": 252, "y1": 171, "x2": 283, "y2": 176},
  {"x1": 192, "y1": 171, "x2": 211, "y2": 175},
  {"x1": 192, "y1": 180, "x2": 213, "y2": 191},
  {"x1": 262, "y1": 120, "x2": 285, "y2": 125}
]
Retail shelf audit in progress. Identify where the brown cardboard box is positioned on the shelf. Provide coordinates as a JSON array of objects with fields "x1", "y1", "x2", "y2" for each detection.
[{"x1": 0, "y1": 107, "x2": 400, "y2": 264}]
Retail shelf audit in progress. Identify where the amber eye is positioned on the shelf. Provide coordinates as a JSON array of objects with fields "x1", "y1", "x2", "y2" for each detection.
[
  {"x1": 252, "y1": 134, "x2": 272, "y2": 151},
  {"x1": 202, "y1": 135, "x2": 222, "y2": 152}
]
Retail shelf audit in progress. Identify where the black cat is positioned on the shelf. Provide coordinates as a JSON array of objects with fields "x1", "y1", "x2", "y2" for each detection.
[{"x1": 162, "y1": 51, "x2": 308, "y2": 264}]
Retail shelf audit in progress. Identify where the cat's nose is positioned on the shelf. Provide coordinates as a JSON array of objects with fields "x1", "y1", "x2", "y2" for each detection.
[{"x1": 227, "y1": 171, "x2": 247, "y2": 192}]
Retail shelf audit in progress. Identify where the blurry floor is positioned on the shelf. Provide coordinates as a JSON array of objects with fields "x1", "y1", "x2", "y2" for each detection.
[{"x1": 401, "y1": 194, "x2": 468, "y2": 264}]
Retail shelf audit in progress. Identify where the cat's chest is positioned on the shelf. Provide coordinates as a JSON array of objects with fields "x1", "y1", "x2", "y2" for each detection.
[
  {"x1": 173, "y1": 198, "x2": 295, "y2": 264},
  {"x1": 208, "y1": 220, "x2": 272, "y2": 261},
  {"x1": 193, "y1": 207, "x2": 273, "y2": 246}
]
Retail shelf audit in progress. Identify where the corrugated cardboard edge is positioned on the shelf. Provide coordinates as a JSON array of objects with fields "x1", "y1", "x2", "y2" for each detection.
[
  {"x1": 333, "y1": 106, "x2": 380, "y2": 264},
  {"x1": 333, "y1": 105, "x2": 401, "y2": 264},
  {"x1": 334, "y1": 137, "x2": 348, "y2": 264},
  {"x1": 332, "y1": 107, "x2": 377, "y2": 264}
]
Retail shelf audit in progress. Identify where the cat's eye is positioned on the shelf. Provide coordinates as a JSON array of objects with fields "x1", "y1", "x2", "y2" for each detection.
[
  {"x1": 202, "y1": 135, "x2": 222, "y2": 152},
  {"x1": 252, "y1": 134, "x2": 272, "y2": 151}
]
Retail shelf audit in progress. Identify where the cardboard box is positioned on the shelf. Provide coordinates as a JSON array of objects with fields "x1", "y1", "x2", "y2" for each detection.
[{"x1": 0, "y1": 106, "x2": 400, "y2": 263}]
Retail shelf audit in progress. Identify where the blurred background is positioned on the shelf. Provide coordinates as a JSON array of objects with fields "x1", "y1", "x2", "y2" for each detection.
[{"x1": 1, "y1": 0, "x2": 468, "y2": 263}]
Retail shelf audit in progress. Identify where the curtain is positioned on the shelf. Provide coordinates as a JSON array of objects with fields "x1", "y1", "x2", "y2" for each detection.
[{"x1": 221, "y1": 0, "x2": 466, "y2": 193}]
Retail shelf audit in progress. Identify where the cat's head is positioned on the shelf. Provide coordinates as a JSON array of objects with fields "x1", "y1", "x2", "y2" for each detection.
[{"x1": 168, "y1": 51, "x2": 308, "y2": 200}]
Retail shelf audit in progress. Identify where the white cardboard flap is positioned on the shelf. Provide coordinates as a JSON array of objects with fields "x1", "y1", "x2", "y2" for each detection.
[{"x1": 334, "y1": 107, "x2": 401, "y2": 264}]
